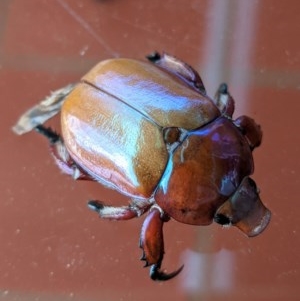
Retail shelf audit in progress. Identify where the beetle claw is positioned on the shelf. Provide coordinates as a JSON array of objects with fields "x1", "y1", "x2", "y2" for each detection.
[
  {"x1": 139, "y1": 207, "x2": 184, "y2": 280},
  {"x1": 150, "y1": 264, "x2": 184, "y2": 281}
]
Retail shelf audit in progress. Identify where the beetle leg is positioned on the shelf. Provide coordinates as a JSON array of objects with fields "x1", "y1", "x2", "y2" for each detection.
[
  {"x1": 12, "y1": 83, "x2": 75, "y2": 135},
  {"x1": 88, "y1": 198, "x2": 153, "y2": 220},
  {"x1": 139, "y1": 206, "x2": 184, "y2": 281},
  {"x1": 35, "y1": 125, "x2": 92, "y2": 180},
  {"x1": 214, "y1": 177, "x2": 271, "y2": 237},
  {"x1": 214, "y1": 83, "x2": 235, "y2": 117},
  {"x1": 234, "y1": 116, "x2": 262, "y2": 150},
  {"x1": 146, "y1": 52, "x2": 206, "y2": 95}
]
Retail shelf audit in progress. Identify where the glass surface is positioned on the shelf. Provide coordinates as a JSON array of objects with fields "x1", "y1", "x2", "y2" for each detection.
[{"x1": 1, "y1": 1, "x2": 299, "y2": 300}]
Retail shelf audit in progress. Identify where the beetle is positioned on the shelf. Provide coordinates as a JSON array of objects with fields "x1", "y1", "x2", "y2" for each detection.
[{"x1": 13, "y1": 52, "x2": 271, "y2": 281}]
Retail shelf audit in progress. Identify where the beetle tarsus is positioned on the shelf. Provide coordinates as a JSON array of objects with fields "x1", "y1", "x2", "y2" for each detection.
[
  {"x1": 88, "y1": 199, "x2": 152, "y2": 220},
  {"x1": 150, "y1": 263, "x2": 184, "y2": 281},
  {"x1": 146, "y1": 52, "x2": 206, "y2": 95},
  {"x1": 35, "y1": 124, "x2": 60, "y2": 144}
]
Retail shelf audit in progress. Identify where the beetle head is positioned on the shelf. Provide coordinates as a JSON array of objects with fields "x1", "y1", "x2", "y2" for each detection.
[{"x1": 214, "y1": 177, "x2": 271, "y2": 237}]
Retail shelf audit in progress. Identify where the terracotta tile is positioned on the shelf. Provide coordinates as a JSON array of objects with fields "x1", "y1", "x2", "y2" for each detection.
[{"x1": 1, "y1": 1, "x2": 300, "y2": 301}]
